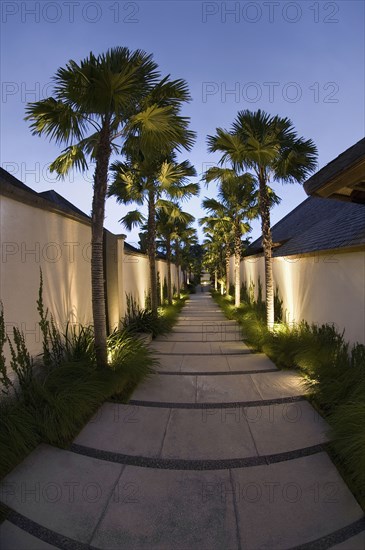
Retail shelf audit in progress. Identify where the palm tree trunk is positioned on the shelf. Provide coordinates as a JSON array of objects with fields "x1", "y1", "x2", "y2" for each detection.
[
  {"x1": 234, "y1": 230, "x2": 241, "y2": 308},
  {"x1": 259, "y1": 175, "x2": 274, "y2": 328},
  {"x1": 225, "y1": 246, "x2": 231, "y2": 296},
  {"x1": 92, "y1": 122, "x2": 111, "y2": 369},
  {"x1": 175, "y1": 241, "x2": 181, "y2": 299},
  {"x1": 147, "y1": 189, "x2": 158, "y2": 316},
  {"x1": 166, "y1": 239, "x2": 172, "y2": 305}
]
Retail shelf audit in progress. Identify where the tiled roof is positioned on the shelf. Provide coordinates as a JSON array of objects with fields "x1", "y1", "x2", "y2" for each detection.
[
  {"x1": 0, "y1": 167, "x2": 39, "y2": 196},
  {"x1": 304, "y1": 138, "x2": 365, "y2": 195},
  {"x1": 39, "y1": 190, "x2": 91, "y2": 219},
  {"x1": 245, "y1": 196, "x2": 365, "y2": 257},
  {"x1": 124, "y1": 242, "x2": 142, "y2": 254}
]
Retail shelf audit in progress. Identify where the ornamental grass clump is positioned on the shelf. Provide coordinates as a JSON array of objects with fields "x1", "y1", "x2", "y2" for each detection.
[
  {"x1": 212, "y1": 288, "x2": 365, "y2": 509},
  {"x1": 0, "y1": 274, "x2": 157, "y2": 478}
]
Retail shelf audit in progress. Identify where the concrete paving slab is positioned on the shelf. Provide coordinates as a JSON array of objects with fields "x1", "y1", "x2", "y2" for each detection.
[
  {"x1": 74, "y1": 403, "x2": 170, "y2": 457},
  {"x1": 176, "y1": 320, "x2": 237, "y2": 326},
  {"x1": 156, "y1": 332, "x2": 240, "y2": 342},
  {"x1": 227, "y1": 353, "x2": 278, "y2": 372},
  {"x1": 180, "y1": 311, "x2": 225, "y2": 314},
  {"x1": 245, "y1": 401, "x2": 330, "y2": 455},
  {"x1": 161, "y1": 408, "x2": 257, "y2": 460},
  {"x1": 211, "y1": 341, "x2": 251, "y2": 354},
  {"x1": 0, "y1": 522, "x2": 58, "y2": 550},
  {"x1": 0, "y1": 445, "x2": 123, "y2": 543},
  {"x1": 170, "y1": 325, "x2": 221, "y2": 333},
  {"x1": 180, "y1": 355, "x2": 230, "y2": 372},
  {"x1": 172, "y1": 342, "x2": 213, "y2": 354},
  {"x1": 231, "y1": 452, "x2": 364, "y2": 549},
  {"x1": 91, "y1": 466, "x2": 238, "y2": 550},
  {"x1": 131, "y1": 374, "x2": 197, "y2": 403},
  {"x1": 155, "y1": 355, "x2": 183, "y2": 371},
  {"x1": 181, "y1": 310, "x2": 224, "y2": 315},
  {"x1": 149, "y1": 341, "x2": 175, "y2": 354},
  {"x1": 177, "y1": 315, "x2": 225, "y2": 323},
  {"x1": 250, "y1": 370, "x2": 307, "y2": 399},
  {"x1": 331, "y1": 532, "x2": 365, "y2": 549},
  {"x1": 196, "y1": 374, "x2": 262, "y2": 403}
]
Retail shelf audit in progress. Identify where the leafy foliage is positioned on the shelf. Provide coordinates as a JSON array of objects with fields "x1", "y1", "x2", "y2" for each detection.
[
  {"x1": 212, "y1": 289, "x2": 365, "y2": 507},
  {"x1": 0, "y1": 282, "x2": 156, "y2": 479}
]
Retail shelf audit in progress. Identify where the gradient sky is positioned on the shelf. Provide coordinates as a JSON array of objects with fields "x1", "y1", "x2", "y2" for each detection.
[{"x1": 1, "y1": 0, "x2": 364, "y2": 246}]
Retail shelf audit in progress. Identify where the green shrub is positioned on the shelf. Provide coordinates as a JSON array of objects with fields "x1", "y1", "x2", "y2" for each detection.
[
  {"x1": 212, "y1": 289, "x2": 365, "y2": 509},
  {"x1": 63, "y1": 323, "x2": 95, "y2": 363},
  {"x1": 162, "y1": 277, "x2": 168, "y2": 302},
  {"x1": 329, "y1": 401, "x2": 365, "y2": 502},
  {"x1": 0, "y1": 281, "x2": 157, "y2": 478},
  {"x1": 0, "y1": 401, "x2": 40, "y2": 478},
  {"x1": 122, "y1": 292, "x2": 188, "y2": 337}
]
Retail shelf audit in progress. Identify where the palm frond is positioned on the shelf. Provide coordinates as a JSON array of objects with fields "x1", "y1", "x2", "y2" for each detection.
[
  {"x1": 25, "y1": 98, "x2": 87, "y2": 144},
  {"x1": 119, "y1": 209, "x2": 146, "y2": 230},
  {"x1": 49, "y1": 145, "x2": 88, "y2": 178}
]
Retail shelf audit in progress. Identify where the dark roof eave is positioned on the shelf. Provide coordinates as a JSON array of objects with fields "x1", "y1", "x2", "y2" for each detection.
[{"x1": 304, "y1": 138, "x2": 365, "y2": 196}]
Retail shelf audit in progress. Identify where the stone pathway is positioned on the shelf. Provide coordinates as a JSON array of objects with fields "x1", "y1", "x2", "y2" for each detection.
[{"x1": 1, "y1": 293, "x2": 364, "y2": 549}]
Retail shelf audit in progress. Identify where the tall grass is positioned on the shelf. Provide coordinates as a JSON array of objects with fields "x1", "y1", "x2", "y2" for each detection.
[
  {"x1": 122, "y1": 292, "x2": 188, "y2": 337},
  {"x1": 0, "y1": 277, "x2": 156, "y2": 480},
  {"x1": 212, "y1": 290, "x2": 365, "y2": 508}
]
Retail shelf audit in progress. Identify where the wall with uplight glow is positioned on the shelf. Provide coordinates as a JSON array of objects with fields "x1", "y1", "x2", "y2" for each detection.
[
  {"x1": 1, "y1": 192, "x2": 182, "y2": 362},
  {"x1": 122, "y1": 251, "x2": 181, "y2": 309},
  {"x1": 0, "y1": 194, "x2": 95, "y2": 358},
  {"x1": 240, "y1": 251, "x2": 365, "y2": 345}
]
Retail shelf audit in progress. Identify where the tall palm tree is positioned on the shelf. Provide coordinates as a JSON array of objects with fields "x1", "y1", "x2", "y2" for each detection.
[
  {"x1": 202, "y1": 168, "x2": 256, "y2": 307},
  {"x1": 156, "y1": 205, "x2": 195, "y2": 304},
  {"x1": 25, "y1": 47, "x2": 194, "y2": 367},
  {"x1": 207, "y1": 109, "x2": 317, "y2": 327},
  {"x1": 172, "y1": 220, "x2": 197, "y2": 298},
  {"x1": 180, "y1": 230, "x2": 199, "y2": 287},
  {"x1": 202, "y1": 232, "x2": 222, "y2": 291},
  {"x1": 109, "y1": 154, "x2": 198, "y2": 314},
  {"x1": 200, "y1": 215, "x2": 233, "y2": 296}
]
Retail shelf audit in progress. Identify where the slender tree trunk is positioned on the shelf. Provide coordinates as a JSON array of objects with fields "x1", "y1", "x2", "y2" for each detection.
[
  {"x1": 92, "y1": 122, "x2": 111, "y2": 369},
  {"x1": 214, "y1": 269, "x2": 218, "y2": 291},
  {"x1": 147, "y1": 189, "x2": 158, "y2": 316},
  {"x1": 166, "y1": 239, "x2": 172, "y2": 305},
  {"x1": 234, "y1": 230, "x2": 241, "y2": 308},
  {"x1": 225, "y1": 246, "x2": 231, "y2": 296},
  {"x1": 174, "y1": 240, "x2": 181, "y2": 299},
  {"x1": 259, "y1": 175, "x2": 274, "y2": 328}
]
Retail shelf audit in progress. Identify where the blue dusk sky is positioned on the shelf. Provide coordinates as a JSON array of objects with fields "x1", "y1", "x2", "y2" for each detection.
[{"x1": 1, "y1": 0, "x2": 364, "y2": 246}]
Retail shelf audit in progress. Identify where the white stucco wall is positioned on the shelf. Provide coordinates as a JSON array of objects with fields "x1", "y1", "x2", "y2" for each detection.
[
  {"x1": 241, "y1": 249, "x2": 365, "y2": 345},
  {"x1": 122, "y1": 251, "x2": 181, "y2": 310},
  {"x1": 0, "y1": 195, "x2": 94, "y2": 357},
  {"x1": 0, "y1": 192, "x2": 182, "y2": 361}
]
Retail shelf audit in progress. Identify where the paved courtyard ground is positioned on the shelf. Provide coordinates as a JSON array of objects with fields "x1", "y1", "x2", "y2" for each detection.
[{"x1": 0, "y1": 293, "x2": 364, "y2": 549}]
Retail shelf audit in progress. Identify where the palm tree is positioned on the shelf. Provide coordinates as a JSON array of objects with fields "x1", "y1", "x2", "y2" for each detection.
[
  {"x1": 200, "y1": 215, "x2": 233, "y2": 296},
  {"x1": 202, "y1": 168, "x2": 256, "y2": 307},
  {"x1": 202, "y1": 232, "x2": 222, "y2": 291},
  {"x1": 109, "y1": 154, "x2": 198, "y2": 314},
  {"x1": 25, "y1": 47, "x2": 194, "y2": 367},
  {"x1": 172, "y1": 220, "x2": 197, "y2": 298},
  {"x1": 207, "y1": 109, "x2": 317, "y2": 327},
  {"x1": 180, "y1": 229, "x2": 199, "y2": 288},
  {"x1": 156, "y1": 204, "x2": 195, "y2": 304}
]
